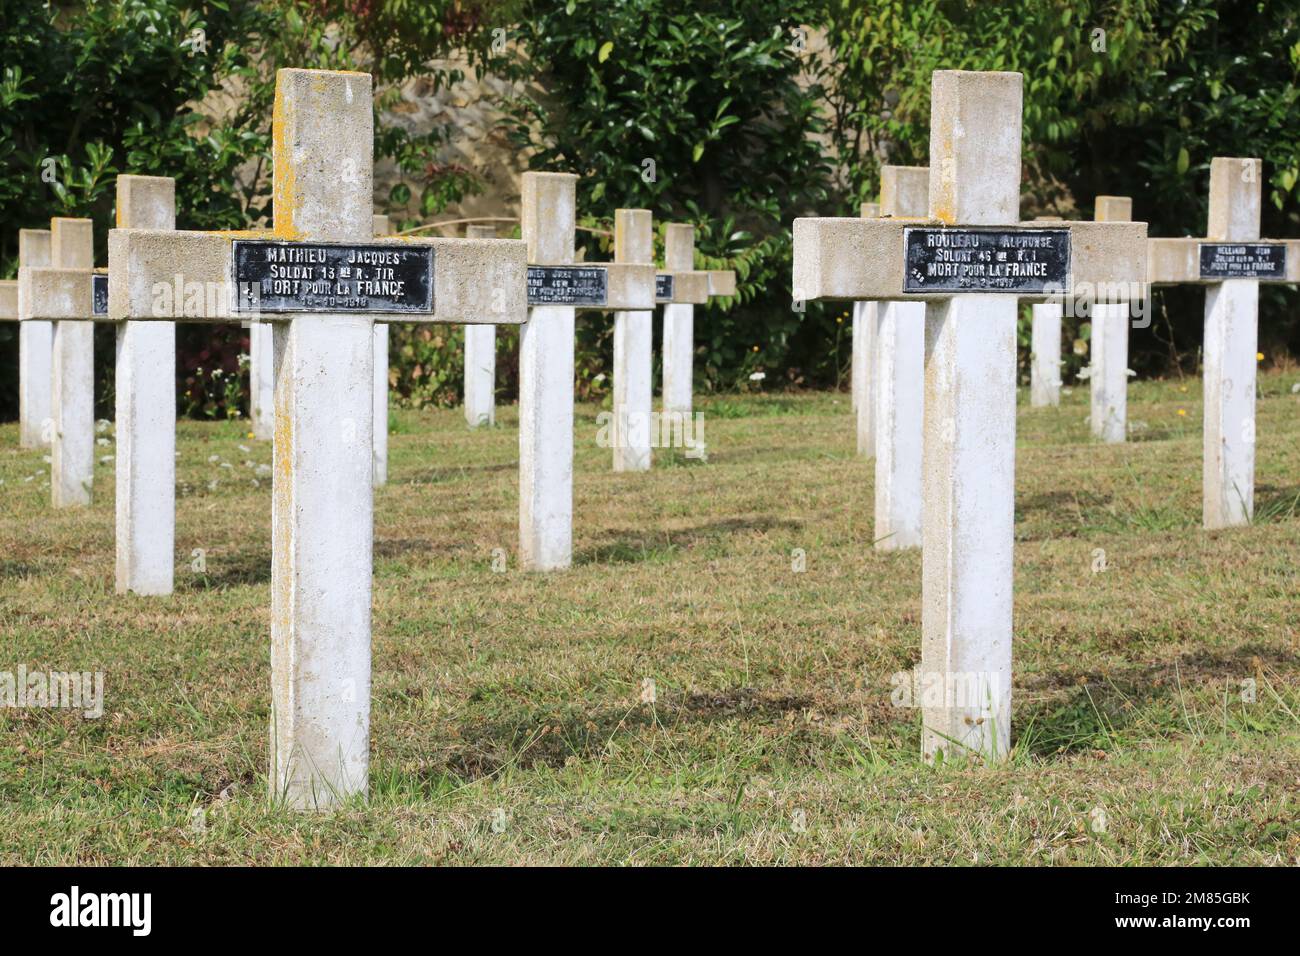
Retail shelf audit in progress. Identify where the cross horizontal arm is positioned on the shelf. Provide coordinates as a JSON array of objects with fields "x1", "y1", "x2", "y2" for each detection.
[
  {"x1": 17, "y1": 267, "x2": 94, "y2": 320},
  {"x1": 656, "y1": 270, "x2": 710, "y2": 304},
  {"x1": 707, "y1": 270, "x2": 737, "y2": 297},
  {"x1": 0, "y1": 280, "x2": 15, "y2": 320},
  {"x1": 1148, "y1": 237, "x2": 1300, "y2": 285},
  {"x1": 793, "y1": 217, "x2": 1147, "y2": 302},
  {"x1": 108, "y1": 229, "x2": 530, "y2": 324}
]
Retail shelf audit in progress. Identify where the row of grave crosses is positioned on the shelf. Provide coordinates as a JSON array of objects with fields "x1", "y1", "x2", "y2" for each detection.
[
  {"x1": 247, "y1": 213, "x2": 734, "y2": 479},
  {"x1": 1, "y1": 66, "x2": 1294, "y2": 807},
  {"x1": 796, "y1": 69, "x2": 1295, "y2": 764},
  {"x1": 461, "y1": 210, "x2": 733, "y2": 431},
  {"x1": 0, "y1": 68, "x2": 736, "y2": 809},
  {"x1": 1, "y1": 177, "x2": 733, "y2": 589}
]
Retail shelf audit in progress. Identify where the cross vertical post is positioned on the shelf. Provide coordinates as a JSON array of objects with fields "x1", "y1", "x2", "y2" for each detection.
[
  {"x1": 660, "y1": 223, "x2": 695, "y2": 418},
  {"x1": 463, "y1": 223, "x2": 499, "y2": 428},
  {"x1": 518, "y1": 172, "x2": 577, "y2": 571},
  {"x1": 1089, "y1": 196, "x2": 1134, "y2": 443},
  {"x1": 1203, "y1": 159, "x2": 1260, "y2": 527},
  {"x1": 655, "y1": 225, "x2": 728, "y2": 448},
  {"x1": 268, "y1": 68, "x2": 378, "y2": 808},
  {"x1": 115, "y1": 175, "x2": 177, "y2": 594},
  {"x1": 1029, "y1": 299, "x2": 1063, "y2": 407},
  {"x1": 49, "y1": 218, "x2": 96, "y2": 508},
  {"x1": 17, "y1": 229, "x2": 52, "y2": 449},
  {"x1": 613, "y1": 210, "x2": 654, "y2": 471},
  {"x1": 873, "y1": 166, "x2": 928, "y2": 551},
  {"x1": 1028, "y1": 215, "x2": 1065, "y2": 408},
  {"x1": 918, "y1": 72, "x2": 1024, "y2": 760}
]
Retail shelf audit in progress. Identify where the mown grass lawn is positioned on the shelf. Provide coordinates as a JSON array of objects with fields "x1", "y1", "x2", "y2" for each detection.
[{"x1": 1, "y1": 370, "x2": 1298, "y2": 865}]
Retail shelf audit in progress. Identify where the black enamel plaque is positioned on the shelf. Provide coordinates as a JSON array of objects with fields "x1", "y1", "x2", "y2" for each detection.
[
  {"x1": 903, "y1": 227, "x2": 1071, "y2": 294},
  {"x1": 92, "y1": 274, "x2": 108, "y2": 316},
  {"x1": 231, "y1": 240, "x2": 434, "y2": 314},
  {"x1": 655, "y1": 274, "x2": 675, "y2": 301},
  {"x1": 1198, "y1": 243, "x2": 1287, "y2": 280},
  {"x1": 526, "y1": 266, "x2": 608, "y2": 306}
]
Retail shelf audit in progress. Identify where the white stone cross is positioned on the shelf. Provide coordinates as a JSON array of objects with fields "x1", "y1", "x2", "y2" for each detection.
[
  {"x1": 1089, "y1": 196, "x2": 1135, "y2": 443},
  {"x1": 611, "y1": 208, "x2": 655, "y2": 471},
  {"x1": 852, "y1": 202, "x2": 879, "y2": 455},
  {"x1": 18, "y1": 217, "x2": 98, "y2": 507},
  {"x1": 463, "y1": 223, "x2": 500, "y2": 429},
  {"x1": 1028, "y1": 214, "x2": 1065, "y2": 408},
  {"x1": 794, "y1": 70, "x2": 1146, "y2": 761},
  {"x1": 114, "y1": 175, "x2": 178, "y2": 595},
  {"x1": 1147, "y1": 157, "x2": 1299, "y2": 528},
  {"x1": 657, "y1": 223, "x2": 735, "y2": 420},
  {"x1": 872, "y1": 165, "x2": 929, "y2": 551},
  {"x1": 108, "y1": 68, "x2": 528, "y2": 809},
  {"x1": 517, "y1": 171, "x2": 656, "y2": 569},
  {"x1": 15, "y1": 228, "x2": 53, "y2": 449}
]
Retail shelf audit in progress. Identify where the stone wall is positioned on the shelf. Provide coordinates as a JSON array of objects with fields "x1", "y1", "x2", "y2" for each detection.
[{"x1": 374, "y1": 54, "x2": 535, "y2": 232}]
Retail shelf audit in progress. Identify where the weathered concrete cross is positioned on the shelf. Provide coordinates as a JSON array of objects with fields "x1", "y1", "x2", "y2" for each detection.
[
  {"x1": 1147, "y1": 157, "x2": 1299, "y2": 528},
  {"x1": 463, "y1": 222, "x2": 500, "y2": 429},
  {"x1": 109, "y1": 68, "x2": 528, "y2": 808},
  {"x1": 794, "y1": 70, "x2": 1146, "y2": 761},
  {"x1": 517, "y1": 171, "x2": 655, "y2": 569},
  {"x1": 609, "y1": 206, "x2": 657, "y2": 472},
  {"x1": 1088, "y1": 196, "x2": 1135, "y2": 443},
  {"x1": 114, "y1": 175, "x2": 179, "y2": 594},
  {"x1": 1029, "y1": 195, "x2": 1135, "y2": 430},
  {"x1": 18, "y1": 217, "x2": 99, "y2": 507},
  {"x1": 15, "y1": 228, "x2": 53, "y2": 449},
  {"x1": 872, "y1": 165, "x2": 929, "y2": 551},
  {"x1": 657, "y1": 223, "x2": 735, "y2": 420},
  {"x1": 1028, "y1": 218, "x2": 1065, "y2": 408}
]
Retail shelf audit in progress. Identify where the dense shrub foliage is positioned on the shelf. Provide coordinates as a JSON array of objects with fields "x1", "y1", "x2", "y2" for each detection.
[{"x1": 1, "y1": 0, "x2": 1297, "y2": 418}]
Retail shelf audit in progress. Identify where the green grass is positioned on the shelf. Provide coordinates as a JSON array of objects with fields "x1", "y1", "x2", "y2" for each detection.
[{"x1": 1, "y1": 371, "x2": 1298, "y2": 865}]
